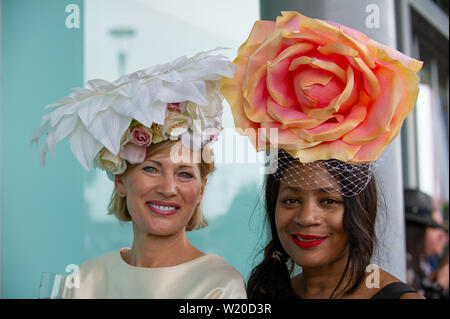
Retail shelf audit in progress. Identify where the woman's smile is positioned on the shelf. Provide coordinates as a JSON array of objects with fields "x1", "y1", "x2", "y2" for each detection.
[
  {"x1": 146, "y1": 200, "x2": 180, "y2": 216},
  {"x1": 291, "y1": 234, "x2": 329, "y2": 249}
]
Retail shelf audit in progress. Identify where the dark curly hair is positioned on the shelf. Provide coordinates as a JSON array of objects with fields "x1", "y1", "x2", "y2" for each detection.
[{"x1": 247, "y1": 151, "x2": 379, "y2": 299}]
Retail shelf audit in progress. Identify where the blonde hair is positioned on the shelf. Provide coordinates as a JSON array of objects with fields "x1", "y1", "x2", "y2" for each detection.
[{"x1": 107, "y1": 140, "x2": 215, "y2": 231}]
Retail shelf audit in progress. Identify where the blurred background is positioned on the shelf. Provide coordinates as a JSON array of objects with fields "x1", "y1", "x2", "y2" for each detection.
[{"x1": 1, "y1": 0, "x2": 448, "y2": 298}]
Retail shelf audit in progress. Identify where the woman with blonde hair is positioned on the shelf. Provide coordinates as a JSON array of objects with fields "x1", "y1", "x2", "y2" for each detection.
[{"x1": 31, "y1": 49, "x2": 247, "y2": 299}]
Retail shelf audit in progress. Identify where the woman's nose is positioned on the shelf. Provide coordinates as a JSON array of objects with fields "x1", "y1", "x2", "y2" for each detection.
[
  {"x1": 293, "y1": 200, "x2": 320, "y2": 227},
  {"x1": 157, "y1": 174, "x2": 176, "y2": 197}
]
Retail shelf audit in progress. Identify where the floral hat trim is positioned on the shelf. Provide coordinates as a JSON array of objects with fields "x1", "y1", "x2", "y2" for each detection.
[
  {"x1": 220, "y1": 11, "x2": 423, "y2": 164},
  {"x1": 31, "y1": 48, "x2": 235, "y2": 178}
]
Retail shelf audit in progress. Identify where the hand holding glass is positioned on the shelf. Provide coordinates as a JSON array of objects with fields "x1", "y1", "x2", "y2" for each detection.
[{"x1": 38, "y1": 272, "x2": 68, "y2": 299}]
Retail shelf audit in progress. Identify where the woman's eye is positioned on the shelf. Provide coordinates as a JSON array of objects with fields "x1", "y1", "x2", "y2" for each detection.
[
  {"x1": 321, "y1": 198, "x2": 341, "y2": 206},
  {"x1": 281, "y1": 198, "x2": 300, "y2": 205},
  {"x1": 179, "y1": 172, "x2": 194, "y2": 179},
  {"x1": 143, "y1": 166, "x2": 157, "y2": 173}
]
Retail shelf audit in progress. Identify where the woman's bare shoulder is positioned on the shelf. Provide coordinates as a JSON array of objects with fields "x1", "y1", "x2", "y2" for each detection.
[{"x1": 400, "y1": 292, "x2": 425, "y2": 299}]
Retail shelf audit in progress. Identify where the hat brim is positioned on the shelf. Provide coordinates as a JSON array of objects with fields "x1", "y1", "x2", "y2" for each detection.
[{"x1": 405, "y1": 213, "x2": 448, "y2": 232}]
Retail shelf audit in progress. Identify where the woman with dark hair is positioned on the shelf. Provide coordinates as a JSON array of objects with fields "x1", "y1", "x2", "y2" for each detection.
[
  {"x1": 246, "y1": 151, "x2": 423, "y2": 299},
  {"x1": 220, "y1": 11, "x2": 425, "y2": 299},
  {"x1": 404, "y1": 189, "x2": 449, "y2": 299}
]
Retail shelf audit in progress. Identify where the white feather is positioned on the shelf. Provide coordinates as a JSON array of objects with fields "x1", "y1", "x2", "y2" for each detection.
[
  {"x1": 67, "y1": 120, "x2": 103, "y2": 171},
  {"x1": 86, "y1": 108, "x2": 132, "y2": 155},
  {"x1": 30, "y1": 48, "x2": 235, "y2": 173}
]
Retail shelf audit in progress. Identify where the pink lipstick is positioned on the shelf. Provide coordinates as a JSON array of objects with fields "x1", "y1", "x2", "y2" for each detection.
[
  {"x1": 146, "y1": 200, "x2": 180, "y2": 216},
  {"x1": 291, "y1": 234, "x2": 328, "y2": 249}
]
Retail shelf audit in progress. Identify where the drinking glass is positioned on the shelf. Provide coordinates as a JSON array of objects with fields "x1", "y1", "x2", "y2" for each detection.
[{"x1": 38, "y1": 272, "x2": 67, "y2": 299}]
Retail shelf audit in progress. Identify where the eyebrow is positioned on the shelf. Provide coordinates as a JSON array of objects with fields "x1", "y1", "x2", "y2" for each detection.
[
  {"x1": 145, "y1": 159, "x2": 162, "y2": 167},
  {"x1": 178, "y1": 165, "x2": 196, "y2": 170},
  {"x1": 281, "y1": 185, "x2": 341, "y2": 195},
  {"x1": 281, "y1": 186, "x2": 302, "y2": 193},
  {"x1": 145, "y1": 159, "x2": 196, "y2": 170}
]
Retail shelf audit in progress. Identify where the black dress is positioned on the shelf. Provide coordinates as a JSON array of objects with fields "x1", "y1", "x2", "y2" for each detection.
[{"x1": 371, "y1": 282, "x2": 418, "y2": 299}]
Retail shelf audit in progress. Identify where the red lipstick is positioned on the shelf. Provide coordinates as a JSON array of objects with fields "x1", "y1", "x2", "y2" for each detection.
[
  {"x1": 291, "y1": 234, "x2": 328, "y2": 249},
  {"x1": 146, "y1": 200, "x2": 180, "y2": 216}
]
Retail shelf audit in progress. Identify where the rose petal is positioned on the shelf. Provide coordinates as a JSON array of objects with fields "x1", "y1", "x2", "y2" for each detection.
[
  {"x1": 238, "y1": 20, "x2": 276, "y2": 57},
  {"x1": 335, "y1": 66, "x2": 360, "y2": 114},
  {"x1": 293, "y1": 67, "x2": 347, "y2": 119},
  {"x1": 289, "y1": 56, "x2": 347, "y2": 83},
  {"x1": 275, "y1": 11, "x2": 308, "y2": 31},
  {"x1": 266, "y1": 97, "x2": 325, "y2": 129},
  {"x1": 281, "y1": 30, "x2": 328, "y2": 46},
  {"x1": 235, "y1": 124, "x2": 268, "y2": 151},
  {"x1": 382, "y1": 70, "x2": 420, "y2": 132},
  {"x1": 351, "y1": 126, "x2": 401, "y2": 163},
  {"x1": 221, "y1": 55, "x2": 247, "y2": 95},
  {"x1": 243, "y1": 64, "x2": 273, "y2": 122},
  {"x1": 296, "y1": 89, "x2": 318, "y2": 109},
  {"x1": 303, "y1": 78, "x2": 344, "y2": 109},
  {"x1": 300, "y1": 66, "x2": 357, "y2": 119},
  {"x1": 371, "y1": 49, "x2": 421, "y2": 134},
  {"x1": 286, "y1": 139, "x2": 361, "y2": 163},
  {"x1": 343, "y1": 67, "x2": 402, "y2": 144},
  {"x1": 280, "y1": 37, "x2": 324, "y2": 54},
  {"x1": 293, "y1": 69, "x2": 324, "y2": 109},
  {"x1": 260, "y1": 121, "x2": 321, "y2": 150},
  {"x1": 299, "y1": 18, "x2": 376, "y2": 69},
  {"x1": 220, "y1": 56, "x2": 261, "y2": 132},
  {"x1": 292, "y1": 105, "x2": 367, "y2": 142},
  {"x1": 297, "y1": 68, "x2": 334, "y2": 87},
  {"x1": 367, "y1": 39, "x2": 423, "y2": 73},
  {"x1": 347, "y1": 56, "x2": 380, "y2": 98},
  {"x1": 330, "y1": 22, "x2": 370, "y2": 44},
  {"x1": 244, "y1": 30, "x2": 283, "y2": 88},
  {"x1": 317, "y1": 43, "x2": 358, "y2": 58},
  {"x1": 267, "y1": 43, "x2": 315, "y2": 107},
  {"x1": 293, "y1": 68, "x2": 342, "y2": 112},
  {"x1": 119, "y1": 143, "x2": 147, "y2": 164},
  {"x1": 220, "y1": 63, "x2": 260, "y2": 143}
]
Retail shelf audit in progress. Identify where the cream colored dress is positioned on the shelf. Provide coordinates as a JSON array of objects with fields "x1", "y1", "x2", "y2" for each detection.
[{"x1": 66, "y1": 248, "x2": 247, "y2": 299}]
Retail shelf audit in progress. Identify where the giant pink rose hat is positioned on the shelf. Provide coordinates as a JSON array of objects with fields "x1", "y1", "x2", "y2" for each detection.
[{"x1": 220, "y1": 11, "x2": 422, "y2": 165}]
